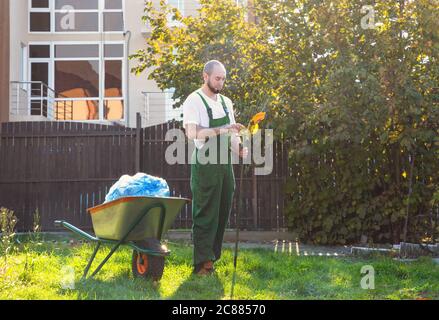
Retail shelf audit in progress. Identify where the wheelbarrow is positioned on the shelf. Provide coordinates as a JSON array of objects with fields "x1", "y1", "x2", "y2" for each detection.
[{"x1": 54, "y1": 196, "x2": 191, "y2": 281}]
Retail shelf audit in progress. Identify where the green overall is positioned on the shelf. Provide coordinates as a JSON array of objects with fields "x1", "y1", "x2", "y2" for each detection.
[{"x1": 190, "y1": 92, "x2": 236, "y2": 269}]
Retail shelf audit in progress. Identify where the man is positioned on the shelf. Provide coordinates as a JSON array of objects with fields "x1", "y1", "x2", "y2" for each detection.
[{"x1": 183, "y1": 60, "x2": 248, "y2": 275}]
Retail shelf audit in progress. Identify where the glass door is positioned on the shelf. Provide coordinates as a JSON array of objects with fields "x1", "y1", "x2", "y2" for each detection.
[{"x1": 30, "y1": 61, "x2": 49, "y2": 116}]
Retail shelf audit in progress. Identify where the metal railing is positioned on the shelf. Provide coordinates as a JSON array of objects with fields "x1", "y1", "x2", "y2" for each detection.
[
  {"x1": 10, "y1": 81, "x2": 73, "y2": 121},
  {"x1": 141, "y1": 91, "x2": 183, "y2": 127}
]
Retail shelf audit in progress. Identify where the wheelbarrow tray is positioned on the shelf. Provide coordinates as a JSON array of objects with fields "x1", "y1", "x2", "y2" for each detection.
[{"x1": 87, "y1": 196, "x2": 190, "y2": 241}]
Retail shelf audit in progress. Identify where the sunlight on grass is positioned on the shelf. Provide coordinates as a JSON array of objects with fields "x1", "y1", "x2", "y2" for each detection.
[{"x1": 0, "y1": 241, "x2": 438, "y2": 300}]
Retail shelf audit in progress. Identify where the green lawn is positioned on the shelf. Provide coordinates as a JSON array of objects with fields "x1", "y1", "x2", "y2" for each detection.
[{"x1": 0, "y1": 239, "x2": 438, "y2": 300}]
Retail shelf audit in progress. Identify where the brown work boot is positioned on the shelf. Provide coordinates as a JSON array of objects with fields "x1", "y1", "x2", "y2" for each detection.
[{"x1": 195, "y1": 261, "x2": 214, "y2": 276}]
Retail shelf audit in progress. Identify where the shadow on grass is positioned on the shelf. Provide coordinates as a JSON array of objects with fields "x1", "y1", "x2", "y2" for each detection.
[
  {"x1": 64, "y1": 273, "x2": 163, "y2": 300},
  {"x1": 169, "y1": 273, "x2": 225, "y2": 300}
]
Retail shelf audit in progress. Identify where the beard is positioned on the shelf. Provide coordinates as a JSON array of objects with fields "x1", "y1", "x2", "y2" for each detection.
[{"x1": 207, "y1": 79, "x2": 222, "y2": 94}]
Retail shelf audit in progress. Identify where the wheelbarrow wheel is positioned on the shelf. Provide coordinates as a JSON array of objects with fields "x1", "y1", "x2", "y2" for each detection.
[{"x1": 132, "y1": 250, "x2": 165, "y2": 281}]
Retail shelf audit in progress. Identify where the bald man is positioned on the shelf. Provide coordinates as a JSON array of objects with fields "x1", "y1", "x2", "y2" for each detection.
[{"x1": 183, "y1": 60, "x2": 248, "y2": 275}]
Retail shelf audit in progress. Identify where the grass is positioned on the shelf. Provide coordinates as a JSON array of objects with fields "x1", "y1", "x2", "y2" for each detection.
[{"x1": 0, "y1": 238, "x2": 438, "y2": 300}]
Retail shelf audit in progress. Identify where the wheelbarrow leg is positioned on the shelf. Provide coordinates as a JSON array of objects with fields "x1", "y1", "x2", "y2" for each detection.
[
  {"x1": 82, "y1": 242, "x2": 101, "y2": 280},
  {"x1": 89, "y1": 240, "x2": 125, "y2": 279}
]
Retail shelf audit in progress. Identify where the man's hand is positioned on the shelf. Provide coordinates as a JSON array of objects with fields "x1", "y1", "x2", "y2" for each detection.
[
  {"x1": 225, "y1": 123, "x2": 246, "y2": 133},
  {"x1": 185, "y1": 123, "x2": 246, "y2": 140}
]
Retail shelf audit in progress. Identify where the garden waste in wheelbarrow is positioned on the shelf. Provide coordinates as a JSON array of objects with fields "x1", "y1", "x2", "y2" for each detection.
[{"x1": 54, "y1": 196, "x2": 191, "y2": 281}]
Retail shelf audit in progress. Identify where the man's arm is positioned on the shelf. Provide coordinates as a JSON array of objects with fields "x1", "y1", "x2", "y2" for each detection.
[
  {"x1": 184, "y1": 123, "x2": 244, "y2": 141},
  {"x1": 230, "y1": 132, "x2": 242, "y2": 154}
]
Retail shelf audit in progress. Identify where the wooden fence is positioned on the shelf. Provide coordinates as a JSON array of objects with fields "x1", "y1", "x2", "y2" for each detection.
[{"x1": 0, "y1": 116, "x2": 288, "y2": 232}]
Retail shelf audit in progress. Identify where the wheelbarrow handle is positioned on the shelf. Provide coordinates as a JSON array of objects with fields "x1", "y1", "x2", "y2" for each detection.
[{"x1": 54, "y1": 220, "x2": 98, "y2": 242}]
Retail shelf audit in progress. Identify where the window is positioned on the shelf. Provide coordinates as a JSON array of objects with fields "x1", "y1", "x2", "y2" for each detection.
[
  {"x1": 30, "y1": 12, "x2": 51, "y2": 32},
  {"x1": 28, "y1": 42, "x2": 125, "y2": 121},
  {"x1": 105, "y1": 61, "x2": 122, "y2": 98},
  {"x1": 54, "y1": 44, "x2": 100, "y2": 121},
  {"x1": 55, "y1": 12, "x2": 99, "y2": 32},
  {"x1": 104, "y1": 44, "x2": 124, "y2": 120},
  {"x1": 54, "y1": 0, "x2": 99, "y2": 32},
  {"x1": 29, "y1": 0, "x2": 51, "y2": 33},
  {"x1": 32, "y1": 0, "x2": 49, "y2": 8},
  {"x1": 104, "y1": 44, "x2": 124, "y2": 58},
  {"x1": 55, "y1": 44, "x2": 99, "y2": 58},
  {"x1": 104, "y1": 99, "x2": 124, "y2": 120},
  {"x1": 62, "y1": 100, "x2": 99, "y2": 120},
  {"x1": 29, "y1": 45, "x2": 51, "y2": 58},
  {"x1": 166, "y1": 0, "x2": 184, "y2": 26},
  {"x1": 167, "y1": 0, "x2": 184, "y2": 13},
  {"x1": 103, "y1": 12, "x2": 124, "y2": 32},
  {"x1": 55, "y1": 0, "x2": 99, "y2": 10},
  {"x1": 30, "y1": 62, "x2": 49, "y2": 116},
  {"x1": 105, "y1": 0, "x2": 122, "y2": 10},
  {"x1": 53, "y1": 44, "x2": 99, "y2": 120},
  {"x1": 103, "y1": 0, "x2": 124, "y2": 32},
  {"x1": 29, "y1": 0, "x2": 124, "y2": 33},
  {"x1": 55, "y1": 61, "x2": 100, "y2": 98},
  {"x1": 31, "y1": 63, "x2": 49, "y2": 97}
]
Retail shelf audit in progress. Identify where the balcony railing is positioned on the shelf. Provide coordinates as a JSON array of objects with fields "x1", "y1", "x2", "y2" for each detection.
[
  {"x1": 10, "y1": 81, "x2": 73, "y2": 121},
  {"x1": 141, "y1": 91, "x2": 182, "y2": 127}
]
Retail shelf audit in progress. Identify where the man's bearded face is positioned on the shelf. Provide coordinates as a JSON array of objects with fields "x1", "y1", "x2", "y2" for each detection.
[{"x1": 205, "y1": 66, "x2": 226, "y2": 94}]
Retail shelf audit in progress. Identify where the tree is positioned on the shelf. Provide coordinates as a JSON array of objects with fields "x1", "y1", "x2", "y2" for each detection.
[
  {"x1": 253, "y1": 0, "x2": 439, "y2": 243},
  {"x1": 130, "y1": 0, "x2": 277, "y2": 123},
  {"x1": 131, "y1": 0, "x2": 439, "y2": 244}
]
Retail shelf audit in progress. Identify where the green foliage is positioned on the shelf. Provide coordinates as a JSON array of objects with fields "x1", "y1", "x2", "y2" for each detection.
[
  {"x1": 130, "y1": 0, "x2": 278, "y2": 122},
  {"x1": 130, "y1": 0, "x2": 439, "y2": 244},
  {"x1": 264, "y1": 0, "x2": 439, "y2": 244},
  {"x1": 0, "y1": 208, "x2": 18, "y2": 270}
]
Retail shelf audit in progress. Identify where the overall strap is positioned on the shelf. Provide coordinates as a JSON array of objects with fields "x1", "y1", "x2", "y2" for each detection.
[
  {"x1": 196, "y1": 91, "x2": 230, "y2": 121},
  {"x1": 219, "y1": 95, "x2": 229, "y2": 116},
  {"x1": 196, "y1": 92, "x2": 214, "y2": 121}
]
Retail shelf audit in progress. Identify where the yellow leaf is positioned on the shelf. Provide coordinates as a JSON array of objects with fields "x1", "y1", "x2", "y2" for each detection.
[
  {"x1": 402, "y1": 171, "x2": 407, "y2": 179},
  {"x1": 251, "y1": 112, "x2": 266, "y2": 125},
  {"x1": 249, "y1": 123, "x2": 259, "y2": 135}
]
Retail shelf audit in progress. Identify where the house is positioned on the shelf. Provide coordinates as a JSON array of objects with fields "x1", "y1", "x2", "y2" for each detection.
[
  {"x1": 1, "y1": 0, "x2": 253, "y2": 128},
  {"x1": 0, "y1": 0, "x2": 211, "y2": 128}
]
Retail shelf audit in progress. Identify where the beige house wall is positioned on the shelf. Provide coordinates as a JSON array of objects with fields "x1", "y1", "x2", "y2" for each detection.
[{"x1": 0, "y1": 0, "x2": 10, "y2": 123}]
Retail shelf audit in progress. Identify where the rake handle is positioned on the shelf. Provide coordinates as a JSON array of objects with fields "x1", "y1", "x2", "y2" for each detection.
[{"x1": 231, "y1": 161, "x2": 245, "y2": 299}]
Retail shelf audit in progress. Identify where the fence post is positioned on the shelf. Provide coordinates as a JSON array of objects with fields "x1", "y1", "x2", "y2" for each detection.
[
  {"x1": 135, "y1": 112, "x2": 143, "y2": 173},
  {"x1": 252, "y1": 165, "x2": 258, "y2": 229}
]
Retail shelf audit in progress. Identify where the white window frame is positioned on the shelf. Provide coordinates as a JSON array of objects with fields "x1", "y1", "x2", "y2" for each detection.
[
  {"x1": 102, "y1": 0, "x2": 125, "y2": 34},
  {"x1": 27, "y1": 42, "x2": 53, "y2": 117},
  {"x1": 27, "y1": 41, "x2": 126, "y2": 123},
  {"x1": 28, "y1": 0, "x2": 51, "y2": 34},
  {"x1": 53, "y1": 2, "x2": 100, "y2": 34},
  {"x1": 166, "y1": 0, "x2": 185, "y2": 27},
  {"x1": 28, "y1": 0, "x2": 125, "y2": 34},
  {"x1": 27, "y1": 42, "x2": 53, "y2": 87},
  {"x1": 20, "y1": 43, "x2": 29, "y2": 82}
]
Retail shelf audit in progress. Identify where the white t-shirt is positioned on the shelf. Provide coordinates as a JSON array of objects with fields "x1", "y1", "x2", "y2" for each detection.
[{"x1": 183, "y1": 89, "x2": 240, "y2": 149}]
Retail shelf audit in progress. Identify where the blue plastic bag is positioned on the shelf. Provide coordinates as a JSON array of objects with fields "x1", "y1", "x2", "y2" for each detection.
[{"x1": 105, "y1": 173, "x2": 170, "y2": 203}]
